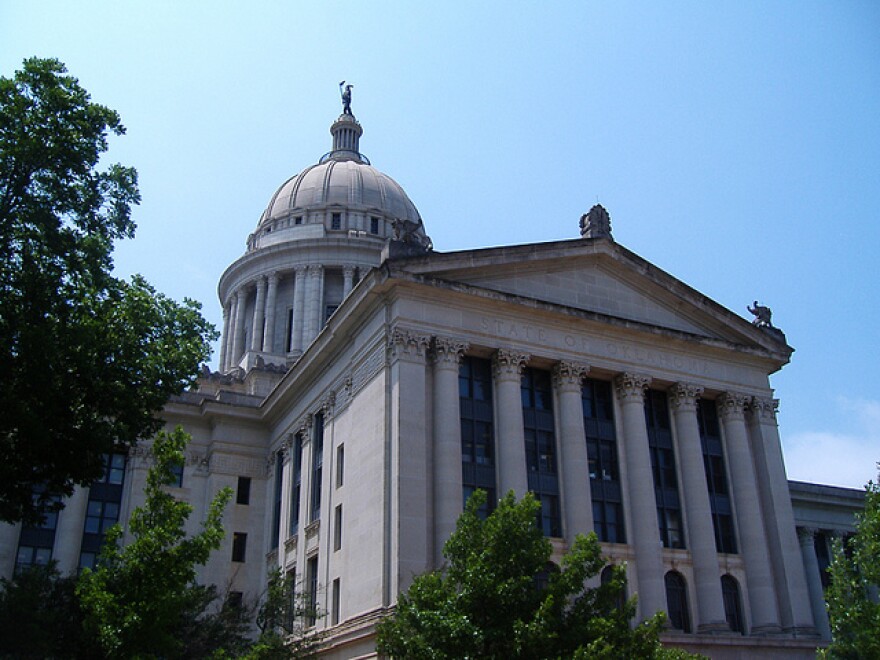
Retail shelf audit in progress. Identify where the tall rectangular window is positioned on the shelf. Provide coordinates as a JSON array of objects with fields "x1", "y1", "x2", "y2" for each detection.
[
  {"x1": 232, "y1": 532, "x2": 247, "y2": 562},
  {"x1": 334, "y1": 504, "x2": 342, "y2": 551},
  {"x1": 459, "y1": 356, "x2": 496, "y2": 515},
  {"x1": 80, "y1": 452, "x2": 127, "y2": 570},
  {"x1": 290, "y1": 433, "x2": 303, "y2": 535},
  {"x1": 285, "y1": 308, "x2": 294, "y2": 353},
  {"x1": 16, "y1": 490, "x2": 60, "y2": 571},
  {"x1": 331, "y1": 212, "x2": 341, "y2": 230},
  {"x1": 370, "y1": 216, "x2": 379, "y2": 234},
  {"x1": 336, "y1": 444, "x2": 344, "y2": 488},
  {"x1": 310, "y1": 414, "x2": 324, "y2": 522},
  {"x1": 271, "y1": 450, "x2": 283, "y2": 547},
  {"x1": 237, "y1": 476, "x2": 251, "y2": 505},
  {"x1": 170, "y1": 462, "x2": 184, "y2": 487},
  {"x1": 306, "y1": 556, "x2": 319, "y2": 627},
  {"x1": 521, "y1": 368, "x2": 560, "y2": 537},
  {"x1": 645, "y1": 390, "x2": 684, "y2": 549},
  {"x1": 697, "y1": 400, "x2": 737, "y2": 553},
  {"x1": 583, "y1": 379, "x2": 626, "y2": 543},
  {"x1": 332, "y1": 578, "x2": 340, "y2": 625}
]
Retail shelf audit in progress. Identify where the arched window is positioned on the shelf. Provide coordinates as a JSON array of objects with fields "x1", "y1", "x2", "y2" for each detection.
[
  {"x1": 664, "y1": 571, "x2": 691, "y2": 633},
  {"x1": 721, "y1": 574, "x2": 744, "y2": 634},
  {"x1": 600, "y1": 565, "x2": 626, "y2": 610}
]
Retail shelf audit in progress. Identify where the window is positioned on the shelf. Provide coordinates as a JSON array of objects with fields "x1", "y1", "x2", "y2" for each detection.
[
  {"x1": 600, "y1": 565, "x2": 626, "y2": 610},
  {"x1": 290, "y1": 433, "x2": 303, "y2": 535},
  {"x1": 336, "y1": 445, "x2": 344, "y2": 488},
  {"x1": 521, "y1": 368, "x2": 560, "y2": 537},
  {"x1": 16, "y1": 545, "x2": 52, "y2": 571},
  {"x1": 232, "y1": 532, "x2": 247, "y2": 562},
  {"x1": 583, "y1": 379, "x2": 625, "y2": 543},
  {"x1": 311, "y1": 414, "x2": 324, "y2": 522},
  {"x1": 306, "y1": 556, "x2": 319, "y2": 627},
  {"x1": 334, "y1": 505, "x2": 342, "y2": 551},
  {"x1": 721, "y1": 575, "x2": 744, "y2": 633},
  {"x1": 80, "y1": 453, "x2": 126, "y2": 570},
  {"x1": 100, "y1": 453, "x2": 127, "y2": 485},
  {"x1": 84, "y1": 500, "x2": 120, "y2": 535},
  {"x1": 698, "y1": 400, "x2": 737, "y2": 553},
  {"x1": 645, "y1": 390, "x2": 684, "y2": 549},
  {"x1": 272, "y1": 450, "x2": 283, "y2": 547},
  {"x1": 370, "y1": 216, "x2": 379, "y2": 234},
  {"x1": 325, "y1": 304, "x2": 338, "y2": 322},
  {"x1": 459, "y1": 357, "x2": 496, "y2": 512},
  {"x1": 665, "y1": 571, "x2": 691, "y2": 633},
  {"x1": 79, "y1": 551, "x2": 97, "y2": 571},
  {"x1": 227, "y1": 591, "x2": 244, "y2": 611},
  {"x1": 294, "y1": 216, "x2": 303, "y2": 225},
  {"x1": 332, "y1": 578, "x2": 340, "y2": 625},
  {"x1": 285, "y1": 308, "x2": 294, "y2": 352},
  {"x1": 331, "y1": 213, "x2": 341, "y2": 230},
  {"x1": 16, "y1": 490, "x2": 61, "y2": 572},
  {"x1": 237, "y1": 476, "x2": 251, "y2": 505},
  {"x1": 170, "y1": 462, "x2": 184, "y2": 487}
]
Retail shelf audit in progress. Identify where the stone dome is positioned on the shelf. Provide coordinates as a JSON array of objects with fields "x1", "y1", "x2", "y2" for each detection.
[{"x1": 259, "y1": 158, "x2": 422, "y2": 228}]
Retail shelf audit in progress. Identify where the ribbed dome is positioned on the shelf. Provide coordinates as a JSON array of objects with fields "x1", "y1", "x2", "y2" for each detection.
[{"x1": 259, "y1": 159, "x2": 423, "y2": 228}]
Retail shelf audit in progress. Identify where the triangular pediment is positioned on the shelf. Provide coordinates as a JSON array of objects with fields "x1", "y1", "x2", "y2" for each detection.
[{"x1": 387, "y1": 238, "x2": 791, "y2": 357}]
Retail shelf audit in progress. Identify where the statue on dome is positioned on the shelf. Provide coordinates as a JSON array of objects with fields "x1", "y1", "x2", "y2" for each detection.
[
  {"x1": 339, "y1": 81, "x2": 353, "y2": 115},
  {"x1": 747, "y1": 300, "x2": 773, "y2": 328}
]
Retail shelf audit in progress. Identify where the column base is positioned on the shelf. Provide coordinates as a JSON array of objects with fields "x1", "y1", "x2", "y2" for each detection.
[
  {"x1": 697, "y1": 621, "x2": 732, "y2": 635},
  {"x1": 750, "y1": 623, "x2": 784, "y2": 636}
]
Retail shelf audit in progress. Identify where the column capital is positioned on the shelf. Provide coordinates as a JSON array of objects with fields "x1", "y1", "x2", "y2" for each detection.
[
  {"x1": 552, "y1": 360, "x2": 590, "y2": 391},
  {"x1": 614, "y1": 372, "x2": 651, "y2": 401},
  {"x1": 492, "y1": 348, "x2": 530, "y2": 381},
  {"x1": 296, "y1": 414, "x2": 313, "y2": 444},
  {"x1": 797, "y1": 527, "x2": 818, "y2": 546},
  {"x1": 294, "y1": 264, "x2": 308, "y2": 275},
  {"x1": 267, "y1": 271, "x2": 281, "y2": 285},
  {"x1": 320, "y1": 391, "x2": 337, "y2": 419},
  {"x1": 307, "y1": 264, "x2": 323, "y2": 277},
  {"x1": 750, "y1": 396, "x2": 779, "y2": 424},
  {"x1": 343, "y1": 264, "x2": 356, "y2": 277},
  {"x1": 388, "y1": 325, "x2": 431, "y2": 361},
  {"x1": 717, "y1": 392, "x2": 750, "y2": 421},
  {"x1": 431, "y1": 336, "x2": 469, "y2": 367},
  {"x1": 668, "y1": 382, "x2": 704, "y2": 412}
]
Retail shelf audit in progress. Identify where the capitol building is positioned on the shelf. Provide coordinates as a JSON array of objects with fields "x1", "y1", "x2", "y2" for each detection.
[{"x1": 0, "y1": 93, "x2": 866, "y2": 658}]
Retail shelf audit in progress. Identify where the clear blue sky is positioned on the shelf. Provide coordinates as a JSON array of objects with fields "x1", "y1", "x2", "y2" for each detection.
[{"x1": 3, "y1": 1, "x2": 878, "y2": 488}]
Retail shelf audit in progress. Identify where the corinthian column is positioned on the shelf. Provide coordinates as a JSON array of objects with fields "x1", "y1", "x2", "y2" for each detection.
[
  {"x1": 493, "y1": 349, "x2": 530, "y2": 499},
  {"x1": 797, "y1": 527, "x2": 831, "y2": 639},
  {"x1": 304, "y1": 265, "x2": 324, "y2": 346},
  {"x1": 263, "y1": 273, "x2": 279, "y2": 353},
  {"x1": 432, "y1": 337, "x2": 469, "y2": 567},
  {"x1": 291, "y1": 266, "x2": 307, "y2": 353},
  {"x1": 250, "y1": 276, "x2": 267, "y2": 352},
  {"x1": 343, "y1": 265, "x2": 355, "y2": 298},
  {"x1": 218, "y1": 301, "x2": 230, "y2": 371},
  {"x1": 669, "y1": 383, "x2": 728, "y2": 633},
  {"x1": 553, "y1": 361, "x2": 592, "y2": 545},
  {"x1": 748, "y1": 397, "x2": 816, "y2": 635},
  {"x1": 718, "y1": 392, "x2": 781, "y2": 634},
  {"x1": 231, "y1": 288, "x2": 247, "y2": 367},
  {"x1": 614, "y1": 372, "x2": 665, "y2": 622}
]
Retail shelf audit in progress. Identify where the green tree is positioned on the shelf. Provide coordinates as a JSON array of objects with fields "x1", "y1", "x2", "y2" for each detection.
[
  {"x1": 821, "y1": 468, "x2": 880, "y2": 660},
  {"x1": 77, "y1": 426, "x2": 235, "y2": 658},
  {"x1": 0, "y1": 57, "x2": 217, "y2": 525},
  {"x1": 377, "y1": 490, "x2": 698, "y2": 660},
  {"x1": 245, "y1": 567, "x2": 324, "y2": 659}
]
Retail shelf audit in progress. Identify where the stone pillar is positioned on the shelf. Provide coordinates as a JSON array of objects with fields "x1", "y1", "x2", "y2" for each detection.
[
  {"x1": 0, "y1": 521, "x2": 21, "y2": 579},
  {"x1": 552, "y1": 361, "x2": 593, "y2": 545},
  {"x1": 218, "y1": 301, "x2": 230, "y2": 372},
  {"x1": 343, "y1": 265, "x2": 355, "y2": 298},
  {"x1": 231, "y1": 288, "x2": 247, "y2": 366},
  {"x1": 304, "y1": 265, "x2": 324, "y2": 347},
  {"x1": 669, "y1": 383, "x2": 729, "y2": 633},
  {"x1": 291, "y1": 265, "x2": 307, "y2": 354},
  {"x1": 388, "y1": 327, "x2": 432, "y2": 594},
  {"x1": 492, "y1": 349, "x2": 530, "y2": 499},
  {"x1": 797, "y1": 527, "x2": 831, "y2": 639},
  {"x1": 250, "y1": 276, "x2": 267, "y2": 352},
  {"x1": 263, "y1": 273, "x2": 279, "y2": 353},
  {"x1": 748, "y1": 397, "x2": 817, "y2": 636},
  {"x1": 276, "y1": 442, "x2": 292, "y2": 557},
  {"x1": 717, "y1": 392, "x2": 781, "y2": 634},
  {"x1": 223, "y1": 295, "x2": 238, "y2": 371},
  {"x1": 614, "y1": 372, "x2": 666, "y2": 622},
  {"x1": 54, "y1": 485, "x2": 90, "y2": 575},
  {"x1": 431, "y1": 337, "x2": 469, "y2": 567}
]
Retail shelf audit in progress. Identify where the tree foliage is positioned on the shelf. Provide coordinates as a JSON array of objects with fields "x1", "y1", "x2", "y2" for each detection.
[
  {"x1": 76, "y1": 426, "x2": 234, "y2": 658},
  {"x1": 821, "y1": 469, "x2": 880, "y2": 660},
  {"x1": 0, "y1": 57, "x2": 217, "y2": 524},
  {"x1": 377, "y1": 490, "x2": 695, "y2": 659}
]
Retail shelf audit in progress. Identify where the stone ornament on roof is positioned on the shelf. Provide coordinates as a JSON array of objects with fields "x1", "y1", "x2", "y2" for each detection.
[
  {"x1": 580, "y1": 203, "x2": 613, "y2": 240},
  {"x1": 748, "y1": 301, "x2": 773, "y2": 328},
  {"x1": 339, "y1": 80, "x2": 353, "y2": 115}
]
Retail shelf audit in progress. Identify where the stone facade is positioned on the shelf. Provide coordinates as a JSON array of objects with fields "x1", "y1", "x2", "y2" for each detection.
[{"x1": 0, "y1": 104, "x2": 867, "y2": 659}]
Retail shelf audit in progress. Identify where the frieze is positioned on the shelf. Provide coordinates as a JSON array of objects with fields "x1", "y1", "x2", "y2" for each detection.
[{"x1": 206, "y1": 453, "x2": 265, "y2": 478}]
